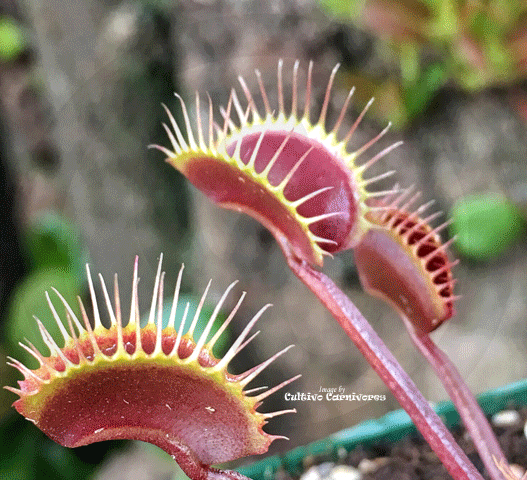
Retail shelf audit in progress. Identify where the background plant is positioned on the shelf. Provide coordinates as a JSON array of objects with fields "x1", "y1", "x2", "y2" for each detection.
[{"x1": 319, "y1": 0, "x2": 527, "y2": 126}]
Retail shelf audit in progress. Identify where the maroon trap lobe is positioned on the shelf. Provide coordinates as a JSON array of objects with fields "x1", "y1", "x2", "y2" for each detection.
[
  {"x1": 152, "y1": 60, "x2": 403, "y2": 266},
  {"x1": 354, "y1": 190, "x2": 457, "y2": 333},
  {"x1": 6, "y1": 257, "x2": 299, "y2": 480}
]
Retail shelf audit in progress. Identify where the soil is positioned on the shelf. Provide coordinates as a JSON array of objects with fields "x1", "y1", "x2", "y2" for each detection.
[{"x1": 273, "y1": 407, "x2": 527, "y2": 480}]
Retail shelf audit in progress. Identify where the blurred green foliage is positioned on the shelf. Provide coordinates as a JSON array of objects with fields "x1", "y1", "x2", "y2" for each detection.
[
  {"x1": 0, "y1": 411, "x2": 125, "y2": 480},
  {"x1": 0, "y1": 16, "x2": 27, "y2": 62},
  {"x1": 450, "y1": 193, "x2": 526, "y2": 261},
  {"x1": 6, "y1": 268, "x2": 83, "y2": 367},
  {"x1": 5, "y1": 212, "x2": 87, "y2": 366},
  {"x1": 25, "y1": 212, "x2": 87, "y2": 278},
  {"x1": 319, "y1": 0, "x2": 527, "y2": 126}
]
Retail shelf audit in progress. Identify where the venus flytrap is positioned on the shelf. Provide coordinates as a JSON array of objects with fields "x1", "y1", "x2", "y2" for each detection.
[
  {"x1": 152, "y1": 60, "x2": 401, "y2": 267},
  {"x1": 152, "y1": 60, "x2": 510, "y2": 480},
  {"x1": 6, "y1": 59, "x2": 513, "y2": 480},
  {"x1": 6, "y1": 256, "x2": 299, "y2": 480},
  {"x1": 354, "y1": 190, "x2": 508, "y2": 480}
]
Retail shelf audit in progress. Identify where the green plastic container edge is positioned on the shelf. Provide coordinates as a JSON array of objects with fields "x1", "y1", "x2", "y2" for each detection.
[{"x1": 237, "y1": 378, "x2": 527, "y2": 479}]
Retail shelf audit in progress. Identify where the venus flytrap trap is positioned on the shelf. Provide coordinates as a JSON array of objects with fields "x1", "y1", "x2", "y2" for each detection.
[
  {"x1": 151, "y1": 59, "x2": 401, "y2": 267},
  {"x1": 151, "y1": 59, "x2": 513, "y2": 480},
  {"x1": 354, "y1": 187, "x2": 458, "y2": 333},
  {"x1": 354, "y1": 189, "x2": 509, "y2": 480},
  {"x1": 6, "y1": 255, "x2": 300, "y2": 480}
]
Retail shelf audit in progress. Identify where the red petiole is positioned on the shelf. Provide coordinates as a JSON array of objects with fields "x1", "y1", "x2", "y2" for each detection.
[
  {"x1": 403, "y1": 315, "x2": 507, "y2": 480},
  {"x1": 279, "y1": 235, "x2": 484, "y2": 480}
]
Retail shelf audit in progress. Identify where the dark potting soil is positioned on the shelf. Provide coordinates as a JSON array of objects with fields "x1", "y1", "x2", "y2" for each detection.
[{"x1": 274, "y1": 407, "x2": 527, "y2": 480}]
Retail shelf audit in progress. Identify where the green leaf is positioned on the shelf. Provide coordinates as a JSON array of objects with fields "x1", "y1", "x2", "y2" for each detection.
[
  {"x1": 0, "y1": 413, "x2": 108, "y2": 480},
  {"x1": 450, "y1": 194, "x2": 526, "y2": 261},
  {"x1": 469, "y1": 10, "x2": 497, "y2": 41},
  {"x1": 0, "y1": 16, "x2": 26, "y2": 62},
  {"x1": 0, "y1": 414, "x2": 37, "y2": 480},
  {"x1": 402, "y1": 62, "x2": 447, "y2": 119},
  {"x1": 36, "y1": 440, "x2": 93, "y2": 480},
  {"x1": 25, "y1": 212, "x2": 88, "y2": 281},
  {"x1": 317, "y1": 0, "x2": 364, "y2": 19}
]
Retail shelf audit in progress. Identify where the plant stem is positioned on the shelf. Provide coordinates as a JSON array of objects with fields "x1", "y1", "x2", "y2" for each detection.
[
  {"x1": 208, "y1": 468, "x2": 254, "y2": 480},
  {"x1": 279, "y1": 238, "x2": 484, "y2": 480},
  {"x1": 162, "y1": 439, "x2": 252, "y2": 480},
  {"x1": 402, "y1": 315, "x2": 507, "y2": 480}
]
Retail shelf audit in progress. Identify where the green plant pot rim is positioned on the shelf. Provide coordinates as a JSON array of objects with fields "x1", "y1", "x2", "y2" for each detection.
[{"x1": 237, "y1": 378, "x2": 527, "y2": 479}]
